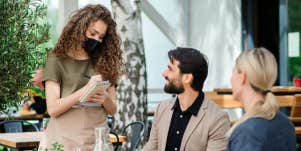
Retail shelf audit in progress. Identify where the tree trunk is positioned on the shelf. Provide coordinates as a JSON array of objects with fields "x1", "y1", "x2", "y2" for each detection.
[{"x1": 111, "y1": 0, "x2": 147, "y2": 149}]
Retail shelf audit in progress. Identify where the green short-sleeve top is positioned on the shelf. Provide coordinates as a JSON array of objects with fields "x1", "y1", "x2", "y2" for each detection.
[{"x1": 42, "y1": 55, "x2": 97, "y2": 98}]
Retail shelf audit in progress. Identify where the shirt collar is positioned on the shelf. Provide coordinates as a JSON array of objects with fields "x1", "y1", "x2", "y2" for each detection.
[{"x1": 172, "y1": 91, "x2": 204, "y2": 116}]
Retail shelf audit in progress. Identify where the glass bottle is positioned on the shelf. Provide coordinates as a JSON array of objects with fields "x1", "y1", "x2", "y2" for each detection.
[{"x1": 93, "y1": 127, "x2": 113, "y2": 151}]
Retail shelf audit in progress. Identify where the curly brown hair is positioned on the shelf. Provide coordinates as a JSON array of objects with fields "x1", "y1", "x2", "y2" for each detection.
[{"x1": 51, "y1": 4, "x2": 123, "y2": 85}]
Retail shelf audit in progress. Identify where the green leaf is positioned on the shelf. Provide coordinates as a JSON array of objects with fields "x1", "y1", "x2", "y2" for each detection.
[{"x1": 0, "y1": 0, "x2": 50, "y2": 112}]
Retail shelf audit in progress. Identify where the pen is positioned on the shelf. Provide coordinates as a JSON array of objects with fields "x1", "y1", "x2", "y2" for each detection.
[{"x1": 84, "y1": 75, "x2": 91, "y2": 79}]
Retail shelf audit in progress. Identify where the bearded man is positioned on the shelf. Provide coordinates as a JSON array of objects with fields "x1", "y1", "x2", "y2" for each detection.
[{"x1": 144, "y1": 47, "x2": 230, "y2": 151}]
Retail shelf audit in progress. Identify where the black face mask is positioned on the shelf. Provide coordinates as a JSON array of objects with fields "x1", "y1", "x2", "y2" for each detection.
[{"x1": 83, "y1": 38, "x2": 102, "y2": 56}]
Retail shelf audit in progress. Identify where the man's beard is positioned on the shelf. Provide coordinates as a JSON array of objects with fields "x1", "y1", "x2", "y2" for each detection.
[{"x1": 164, "y1": 79, "x2": 184, "y2": 94}]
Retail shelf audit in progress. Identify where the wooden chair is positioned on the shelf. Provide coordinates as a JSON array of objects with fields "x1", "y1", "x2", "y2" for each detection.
[
  {"x1": 290, "y1": 94, "x2": 301, "y2": 136},
  {"x1": 295, "y1": 127, "x2": 301, "y2": 136},
  {"x1": 290, "y1": 94, "x2": 301, "y2": 119},
  {"x1": 206, "y1": 91, "x2": 301, "y2": 135},
  {"x1": 206, "y1": 92, "x2": 296, "y2": 108},
  {"x1": 276, "y1": 95, "x2": 295, "y2": 107}
]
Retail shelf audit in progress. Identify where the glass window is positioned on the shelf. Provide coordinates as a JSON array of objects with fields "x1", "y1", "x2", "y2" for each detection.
[{"x1": 288, "y1": 0, "x2": 301, "y2": 85}]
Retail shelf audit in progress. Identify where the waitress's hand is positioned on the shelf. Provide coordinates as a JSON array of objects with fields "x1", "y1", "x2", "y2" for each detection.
[
  {"x1": 85, "y1": 74, "x2": 111, "y2": 105},
  {"x1": 86, "y1": 75, "x2": 103, "y2": 87},
  {"x1": 88, "y1": 89, "x2": 111, "y2": 106}
]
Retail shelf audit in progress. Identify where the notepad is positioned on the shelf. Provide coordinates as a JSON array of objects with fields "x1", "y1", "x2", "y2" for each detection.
[{"x1": 79, "y1": 80, "x2": 111, "y2": 102}]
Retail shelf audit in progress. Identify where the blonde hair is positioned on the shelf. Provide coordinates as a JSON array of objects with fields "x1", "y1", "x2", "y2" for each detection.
[{"x1": 227, "y1": 47, "x2": 279, "y2": 137}]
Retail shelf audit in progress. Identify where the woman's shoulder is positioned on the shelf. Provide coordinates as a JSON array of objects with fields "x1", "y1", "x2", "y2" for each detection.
[
  {"x1": 46, "y1": 54, "x2": 83, "y2": 64},
  {"x1": 46, "y1": 54, "x2": 62, "y2": 62}
]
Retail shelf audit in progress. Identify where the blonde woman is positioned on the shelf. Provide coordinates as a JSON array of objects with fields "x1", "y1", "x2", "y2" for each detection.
[{"x1": 227, "y1": 48, "x2": 296, "y2": 151}]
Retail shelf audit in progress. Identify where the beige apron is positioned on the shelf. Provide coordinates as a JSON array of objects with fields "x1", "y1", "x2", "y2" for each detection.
[{"x1": 39, "y1": 106, "x2": 107, "y2": 151}]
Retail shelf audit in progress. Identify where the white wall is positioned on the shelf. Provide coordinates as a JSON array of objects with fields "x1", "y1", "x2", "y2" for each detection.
[{"x1": 190, "y1": 0, "x2": 242, "y2": 90}]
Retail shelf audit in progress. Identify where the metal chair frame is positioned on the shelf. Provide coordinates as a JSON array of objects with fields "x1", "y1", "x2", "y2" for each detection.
[
  {"x1": 0, "y1": 119, "x2": 39, "y2": 133},
  {"x1": 121, "y1": 121, "x2": 145, "y2": 151}
]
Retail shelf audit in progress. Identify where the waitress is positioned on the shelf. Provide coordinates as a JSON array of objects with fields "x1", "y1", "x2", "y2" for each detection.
[{"x1": 39, "y1": 4, "x2": 123, "y2": 151}]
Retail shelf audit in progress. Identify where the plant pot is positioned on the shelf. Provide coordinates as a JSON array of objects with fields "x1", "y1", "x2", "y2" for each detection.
[{"x1": 293, "y1": 78, "x2": 301, "y2": 87}]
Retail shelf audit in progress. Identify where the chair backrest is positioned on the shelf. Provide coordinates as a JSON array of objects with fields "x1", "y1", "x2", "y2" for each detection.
[
  {"x1": 0, "y1": 120, "x2": 39, "y2": 133},
  {"x1": 290, "y1": 94, "x2": 301, "y2": 118},
  {"x1": 205, "y1": 91, "x2": 296, "y2": 109},
  {"x1": 121, "y1": 121, "x2": 145, "y2": 151}
]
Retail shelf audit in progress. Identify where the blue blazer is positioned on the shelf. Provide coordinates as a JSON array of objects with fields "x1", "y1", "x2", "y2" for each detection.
[{"x1": 227, "y1": 111, "x2": 296, "y2": 151}]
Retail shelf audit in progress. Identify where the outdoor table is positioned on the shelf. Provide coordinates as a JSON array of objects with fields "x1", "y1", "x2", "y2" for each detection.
[
  {"x1": 0, "y1": 132, "x2": 126, "y2": 150},
  {"x1": 0, "y1": 132, "x2": 40, "y2": 150}
]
